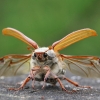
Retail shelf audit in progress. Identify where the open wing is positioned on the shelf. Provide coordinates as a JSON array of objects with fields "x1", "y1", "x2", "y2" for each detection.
[
  {"x1": 2, "y1": 28, "x2": 39, "y2": 49},
  {"x1": 61, "y1": 54, "x2": 100, "y2": 78},
  {"x1": 52, "y1": 29, "x2": 97, "y2": 51},
  {"x1": 0, "y1": 54, "x2": 31, "y2": 77}
]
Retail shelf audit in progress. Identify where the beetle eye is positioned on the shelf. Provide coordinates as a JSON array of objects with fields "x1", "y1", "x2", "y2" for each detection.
[
  {"x1": 43, "y1": 53, "x2": 48, "y2": 58},
  {"x1": 34, "y1": 53, "x2": 37, "y2": 57}
]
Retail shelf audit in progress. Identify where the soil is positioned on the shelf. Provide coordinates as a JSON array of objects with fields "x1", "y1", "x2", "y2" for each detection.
[{"x1": 0, "y1": 71, "x2": 100, "y2": 100}]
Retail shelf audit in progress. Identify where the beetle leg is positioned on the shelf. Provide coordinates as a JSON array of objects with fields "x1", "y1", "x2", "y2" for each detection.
[
  {"x1": 30, "y1": 66, "x2": 40, "y2": 80},
  {"x1": 9, "y1": 77, "x2": 31, "y2": 91},
  {"x1": 42, "y1": 66, "x2": 51, "y2": 89},
  {"x1": 42, "y1": 67, "x2": 76, "y2": 93},
  {"x1": 63, "y1": 77, "x2": 91, "y2": 88},
  {"x1": 29, "y1": 66, "x2": 40, "y2": 89},
  {"x1": 56, "y1": 78, "x2": 76, "y2": 93},
  {"x1": 30, "y1": 71, "x2": 37, "y2": 89},
  {"x1": 51, "y1": 74, "x2": 76, "y2": 93},
  {"x1": 9, "y1": 66, "x2": 40, "y2": 91}
]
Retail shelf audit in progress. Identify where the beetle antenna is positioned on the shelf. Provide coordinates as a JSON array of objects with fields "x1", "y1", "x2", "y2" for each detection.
[{"x1": 27, "y1": 46, "x2": 33, "y2": 52}]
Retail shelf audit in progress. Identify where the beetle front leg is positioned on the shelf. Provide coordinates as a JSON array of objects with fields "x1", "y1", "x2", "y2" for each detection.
[
  {"x1": 42, "y1": 66, "x2": 51, "y2": 89},
  {"x1": 29, "y1": 66, "x2": 39, "y2": 81},
  {"x1": 28, "y1": 66, "x2": 40, "y2": 89},
  {"x1": 9, "y1": 66, "x2": 40, "y2": 91}
]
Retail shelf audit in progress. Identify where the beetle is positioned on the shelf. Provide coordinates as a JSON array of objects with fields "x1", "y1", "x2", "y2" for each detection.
[{"x1": 0, "y1": 28, "x2": 99, "y2": 93}]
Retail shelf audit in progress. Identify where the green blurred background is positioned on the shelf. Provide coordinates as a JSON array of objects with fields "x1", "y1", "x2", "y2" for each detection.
[{"x1": 0, "y1": 0, "x2": 100, "y2": 57}]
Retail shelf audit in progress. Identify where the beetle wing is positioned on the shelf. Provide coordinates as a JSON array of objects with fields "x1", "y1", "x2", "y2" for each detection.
[
  {"x1": 52, "y1": 29, "x2": 97, "y2": 51},
  {"x1": 2, "y1": 28, "x2": 39, "y2": 49},
  {"x1": 61, "y1": 54, "x2": 100, "y2": 78},
  {"x1": 0, "y1": 54, "x2": 31, "y2": 76}
]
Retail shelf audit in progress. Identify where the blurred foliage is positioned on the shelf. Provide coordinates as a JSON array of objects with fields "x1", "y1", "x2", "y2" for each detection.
[{"x1": 0, "y1": 0, "x2": 100, "y2": 56}]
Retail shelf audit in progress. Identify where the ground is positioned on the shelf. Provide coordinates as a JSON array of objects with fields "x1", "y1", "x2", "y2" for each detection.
[{"x1": 0, "y1": 71, "x2": 100, "y2": 100}]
